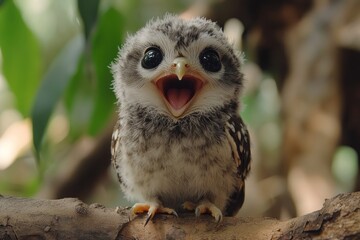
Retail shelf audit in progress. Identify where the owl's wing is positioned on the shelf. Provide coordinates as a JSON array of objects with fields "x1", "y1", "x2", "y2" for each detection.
[
  {"x1": 111, "y1": 119, "x2": 123, "y2": 184},
  {"x1": 224, "y1": 115, "x2": 251, "y2": 216}
]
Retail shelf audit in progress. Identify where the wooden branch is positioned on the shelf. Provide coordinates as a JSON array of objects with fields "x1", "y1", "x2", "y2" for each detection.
[{"x1": 0, "y1": 192, "x2": 359, "y2": 239}]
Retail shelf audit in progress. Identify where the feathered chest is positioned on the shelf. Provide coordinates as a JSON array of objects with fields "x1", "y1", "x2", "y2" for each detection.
[
  {"x1": 117, "y1": 107, "x2": 237, "y2": 207},
  {"x1": 120, "y1": 104, "x2": 230, "y2": 144},
  {"x1": 119, "y1": 107, "x2": 230, "y2": 164},
  {"x1": 112, "y1": 103, "x2": 246, "y2": 211},
  {"x1": 120, "y1": 104, "x2": 235, "y2": 168},
  {"x1": 121, "y1": 121, "x2": 230, "y2": 164}
]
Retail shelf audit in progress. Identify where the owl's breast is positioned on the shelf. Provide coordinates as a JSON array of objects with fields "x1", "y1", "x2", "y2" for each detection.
[{"x1": 118, "y1": 124, "x2": 237, "y2": 211}]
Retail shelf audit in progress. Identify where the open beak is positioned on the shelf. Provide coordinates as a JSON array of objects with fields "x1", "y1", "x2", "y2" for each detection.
[{"x1": 155, "y1": 57, "x2": 204, "y2": 118}]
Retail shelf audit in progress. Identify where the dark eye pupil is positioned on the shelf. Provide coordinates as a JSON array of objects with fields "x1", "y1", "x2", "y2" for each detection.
[
  {"x1": 141, "y1": 47, "x2": 163, "y2": 69},
  {"x1": 199, "y1": 48, "x2": 221, "y2": 72}
]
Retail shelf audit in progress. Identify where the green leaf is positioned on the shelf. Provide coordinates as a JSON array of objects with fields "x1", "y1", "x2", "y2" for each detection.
[
  {"x1": 77, "y1": 0, "x2": 100, "y2": 40},
  {"x1": 88, "y1": 7, "x2": 124, "y2": 135},
  {"x1": 64, "y1": 55, "x2": 94, "y2": 138},
  {"x1": 31, "y1": 34, "x2": 84, "y2": 154},
  {"x1": 64, "y1": 55, "x2": 85, "y2": 113},
  {"x1": 0, "y1": 0, "x2": 41, "y2": 116}
]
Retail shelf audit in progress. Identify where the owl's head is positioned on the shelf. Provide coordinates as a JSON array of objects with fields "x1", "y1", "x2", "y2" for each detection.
[{"x1": 112, "y1": 14, "x2": 243, "y2": 119}]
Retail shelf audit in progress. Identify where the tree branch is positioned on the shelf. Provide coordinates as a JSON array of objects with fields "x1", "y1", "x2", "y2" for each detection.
[{"x1": 0, "y1": 192, "x2": 359, "y2": 239}]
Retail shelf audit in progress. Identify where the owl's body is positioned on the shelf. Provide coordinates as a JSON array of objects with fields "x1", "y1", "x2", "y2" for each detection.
[{"x1": 111, "y1": 15, "x2": 251, "y2": 223}]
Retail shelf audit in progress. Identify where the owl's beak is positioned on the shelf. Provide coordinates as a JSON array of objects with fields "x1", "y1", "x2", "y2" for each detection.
[
  {"x1": 154, "y1": 57, "x2": 204, "y2": 118},
  {"x1": 172, "y1": 57, "x2": 188, "y2": 80}
]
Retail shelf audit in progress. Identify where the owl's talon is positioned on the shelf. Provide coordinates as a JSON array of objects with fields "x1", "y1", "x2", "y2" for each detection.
[
  {"x1": 132, "y1": 203, "x2": 150, "y2": 214},
  {"x1": 144, "y1": 212, "x2": 153, "y2": 226},
  {"x1": 191, "y1": 201, "x2": 223, "y2": 222},
  {"x1": 195, "y1": 205, "x2": 207, "y2": 217},
  {"x1": 131, "y1": 203, "x2": 177, "y2": 226},
  {"x1": 215, "y1": 213, "x2": 223, "y2": 223},
  {"x1": 195, "y1": 207, "x2": 201, "y2": 217},
  {"x1": 171, "y1": 210, "x2": 179, "y2": 218}
]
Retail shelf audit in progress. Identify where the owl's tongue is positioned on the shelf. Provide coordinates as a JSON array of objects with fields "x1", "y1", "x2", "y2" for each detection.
[
  {"x1": 166, "y1": 88, "x2": 193, "y2": 110},
  {"x1": 157, "y1": 75, "x2": 202, "y2": 114}
]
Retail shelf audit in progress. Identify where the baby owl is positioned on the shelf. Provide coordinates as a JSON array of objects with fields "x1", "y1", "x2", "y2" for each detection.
[{"x1": 111, "y1": 15, "x2": 251, "y2": 224}]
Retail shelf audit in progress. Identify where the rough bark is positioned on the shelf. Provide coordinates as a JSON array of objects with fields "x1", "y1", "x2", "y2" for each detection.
[{"x1": 0, "y1": 192, "x2": 359, "y2": 240}]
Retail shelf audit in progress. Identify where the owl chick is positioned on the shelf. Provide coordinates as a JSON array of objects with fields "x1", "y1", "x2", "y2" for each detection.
[{"x1": 111, "y1": 15, "x2": 251, "y2": 225}]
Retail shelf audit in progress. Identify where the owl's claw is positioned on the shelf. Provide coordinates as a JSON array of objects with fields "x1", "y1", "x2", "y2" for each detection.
[
  {"x1": 131, "y1": 203, "x2": 178, "y2": 226},
  {"x1": 183, "y1": 200, "x2": 223, "y2": 223},
  {"x1": 144, "y1": 211, "x2": 153, "y2": 226}
]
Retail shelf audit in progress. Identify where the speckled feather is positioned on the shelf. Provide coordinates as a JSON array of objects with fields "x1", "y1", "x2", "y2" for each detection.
[{"x1": 111, "y1": 15, "x2": 251, "y2": 216}]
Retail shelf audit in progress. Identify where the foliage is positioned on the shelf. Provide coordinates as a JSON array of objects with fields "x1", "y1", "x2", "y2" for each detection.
[
  {"x1": 0, "y1": 0, "x2": 41, "y2": 116},
  {"x1": 31, "y1": 35, "x2": 84, "y2": 154},
  {"x1": 0, "y1": 0, "x2": 126, "y2": 156}
]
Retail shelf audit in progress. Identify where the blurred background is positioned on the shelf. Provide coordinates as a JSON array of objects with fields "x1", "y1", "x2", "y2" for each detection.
[{"x1": 0, "y1": 0, "x2": 359, "y2": 219}]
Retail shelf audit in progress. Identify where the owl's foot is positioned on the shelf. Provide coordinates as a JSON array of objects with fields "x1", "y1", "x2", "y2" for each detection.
[
  {"x1": 131, "y1": 203, "x2": 178, "y2": 226},
  {"x1": 182, "y1": 200, "x2": 223, "y2": 223}
]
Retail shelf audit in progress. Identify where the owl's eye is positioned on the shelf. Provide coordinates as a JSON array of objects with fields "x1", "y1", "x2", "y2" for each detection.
[
  {"x1": 141, "y1": 47, "x2": 163, "y2": 69},
  {"x1": 199, "y1": 48, "x2": 221, "y2": 72}
]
